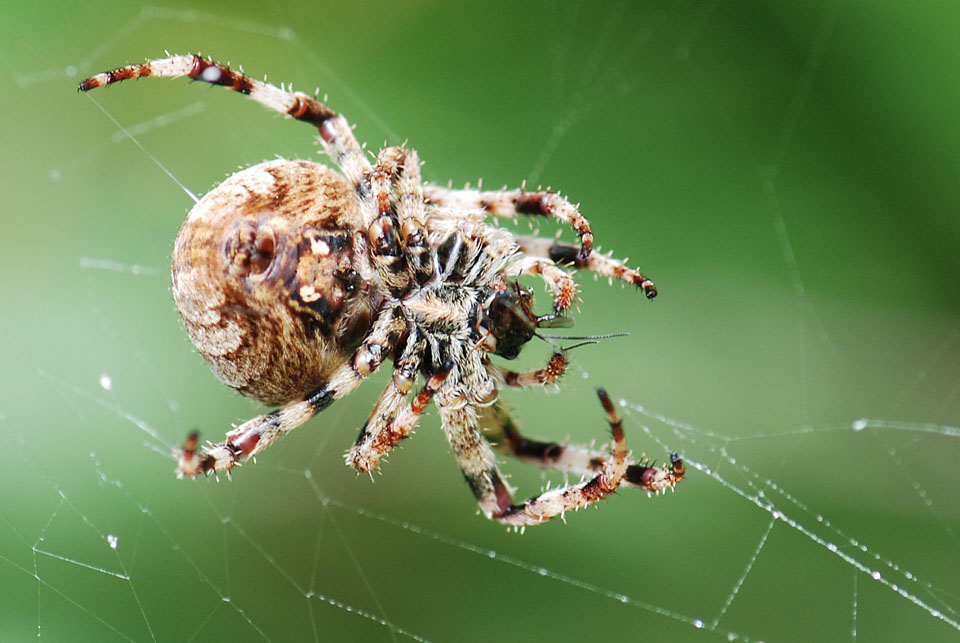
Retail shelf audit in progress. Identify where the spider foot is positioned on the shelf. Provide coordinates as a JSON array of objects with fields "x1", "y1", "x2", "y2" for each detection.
[
  {"x1": 175, "y1": 431, "x2": 240, "y2": 478},
  {"x1": 625, "y1": 452, "x2": 685, "y2": 492}
]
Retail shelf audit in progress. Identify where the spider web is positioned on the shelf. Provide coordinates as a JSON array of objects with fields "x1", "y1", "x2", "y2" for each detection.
[{"x1": 4, "y1": 1, "x2": 960, "y2": 640}]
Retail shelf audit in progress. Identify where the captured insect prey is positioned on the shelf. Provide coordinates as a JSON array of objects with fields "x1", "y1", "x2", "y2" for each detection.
[{"x1": 80, "y1": 54, "x2": 682, "y2": 527}]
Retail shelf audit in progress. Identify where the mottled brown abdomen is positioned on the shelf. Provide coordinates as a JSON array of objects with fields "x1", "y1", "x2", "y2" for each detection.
[{"x1": 172, "y1": 159, "x2": 374, "y2": 405}]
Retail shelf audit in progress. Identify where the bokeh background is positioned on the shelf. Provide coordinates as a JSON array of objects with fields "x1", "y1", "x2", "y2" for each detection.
[{"x1": 2, "y1": 1, "x2": 959, "y2": 641}]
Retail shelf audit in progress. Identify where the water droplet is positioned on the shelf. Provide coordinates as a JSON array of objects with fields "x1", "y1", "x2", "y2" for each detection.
[
  {"x1": 827, "y1": 543, "x2": 837, "y2": 552},
  {"x1": 694, "y1": 619, "x2": 704, "y2": 629},
  {"x1": 106, "y1": 534, "x2": 118, "y2": 549},
  {"x1": 871, "y1": 570, "x2": 881, "y2": 581},
  {"x1": 852, "y1": 418, "x2": 868, "y2": 431},
  {"x1": 99, "y1": 374, "x2": 112, "y2": 391}
]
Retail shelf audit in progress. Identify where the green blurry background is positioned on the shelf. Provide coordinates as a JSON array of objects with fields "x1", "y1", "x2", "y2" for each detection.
[{"x1": 2, "y1": 1, "x2": 959, "y2": 641}]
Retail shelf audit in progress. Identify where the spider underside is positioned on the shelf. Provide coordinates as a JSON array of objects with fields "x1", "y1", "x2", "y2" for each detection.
[{"x1": 80, "y1": 54, "x2": 683, "y2": 527}]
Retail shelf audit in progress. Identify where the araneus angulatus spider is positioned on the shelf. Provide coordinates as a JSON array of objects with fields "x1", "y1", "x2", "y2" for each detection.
[{"x1": 80, "y1": 54, "x2": 684, "y2": 527}]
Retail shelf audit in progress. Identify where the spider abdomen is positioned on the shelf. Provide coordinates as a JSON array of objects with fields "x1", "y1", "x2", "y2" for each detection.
[{"x1": 172, "y1": 160, "x2": 374, "y2": 405}]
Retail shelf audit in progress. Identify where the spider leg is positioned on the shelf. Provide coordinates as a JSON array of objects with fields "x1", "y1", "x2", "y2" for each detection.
[
  {"x1": 507, "y1": 255, "x2": 577, "y2": 312},
  {"x1": 391, "y1": 149, "x2": 436, "y2": 286},
  {"x1": 347, "y1": 361, "x2": 450, "y2": 474},
  {"x1": 437, "y1": 403, "x2": 513, "y2": 520},
  {"x1": 80, "y1": 54, "x2": 371, "y2": 186},
  {"x1": 514, "y1": 235, "x2": 657, "y2": 300},
  {"x1": 363, "y1": 147, "x2": 435, "y2": 295},
  {"x1": 367, "y1": 147, "x2": 426, "y2": 226},
  {"x1": 443, "y1": 388, "x2": 646, "y2": 527},
  {"x1": 177, "y1": 310, "x2": 406, "y2": 477},
  {"x1": 423, "y1": 185, "x2": 594, "y2": 261},
  {"x1": 481, "y1": 399, "x2": 684, "y2": 493},
  {"x1": 493, "y1": 352, "x2": 568, "y2": 388}
]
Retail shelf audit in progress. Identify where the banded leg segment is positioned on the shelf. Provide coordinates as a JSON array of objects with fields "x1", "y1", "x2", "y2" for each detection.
[
  {"x1": 447, "y1": 389, "x2": 649, "y2": 527},
  {"x1": 177, "y1": 311, "x2": 406, "y2": 477},
  {"x1": 491, "y1": 389, "x2": 628, "y2": 527},
  {"x1": 482, "y1": 399, "x2": 684, "y2": 493},
  {"x1": 515, "y1": 235, "x2": 657, "y2": 300},
  {"x1": 364, "y1": 148, "x2": 434, "y2": 295},
  {"x1": 423, "y1": 185, "x2": 594, "y2": 261},
  {"x1": 508, "y1": 255, "x2": 577, "y2": 312},
  {"x1": 494, "y1": 352, "x2": 568, "y2": 388},
  {"x1": 79, "y1": 54, "x2": 370, "y2": 186},
  {"x1": 346, "y1": 360, "x2": 452, "y2": 474}
]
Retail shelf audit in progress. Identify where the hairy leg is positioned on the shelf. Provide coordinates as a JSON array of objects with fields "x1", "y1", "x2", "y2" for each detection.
[
  {"x1": 80, "y1": 54, "x2": 371, "y2": 187},
  {"x1": 424, "y1": 185, "x2": 594, "y2": 261},
  {"x1": 177, "y1": 310, "x2": 406, "y2": 477},
  {"x1": 481, "y1": 398, "x2": 684, "y2": 494},
  {"x1": 514, "y1": 235, "x2": 657, "y2": 300}
]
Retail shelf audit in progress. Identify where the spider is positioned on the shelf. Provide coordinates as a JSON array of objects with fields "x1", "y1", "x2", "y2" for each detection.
[{"x1": 80, "y1": 54, "x2": 684, "y2": 527}]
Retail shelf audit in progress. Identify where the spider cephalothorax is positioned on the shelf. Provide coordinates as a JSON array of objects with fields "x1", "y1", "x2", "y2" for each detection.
[{"x1": 80, "y1": 54, "x2": 683, "y2": 527}]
